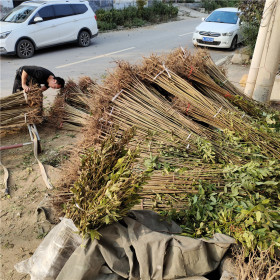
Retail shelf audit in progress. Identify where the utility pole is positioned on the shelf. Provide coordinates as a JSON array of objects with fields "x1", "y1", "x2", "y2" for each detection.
[
  {"x1": 253, "y1": 1, "x2": 280, "y2": 102},
  {"x1": 244, "y1": 0, "x2": 275, "y2": 98}
]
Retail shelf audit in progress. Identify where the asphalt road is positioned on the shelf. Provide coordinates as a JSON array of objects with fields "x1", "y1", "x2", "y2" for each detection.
[{"x1": 0, "y1": 17, "x2": 233, "y2": 97}]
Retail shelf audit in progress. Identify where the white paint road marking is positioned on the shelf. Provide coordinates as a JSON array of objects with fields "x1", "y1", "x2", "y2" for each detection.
[
  {"x1": 178, "y1": 32, "x2": 194, "y2": 37},
  {"x1": 55, "y1": 47, "x2": 136, "y2": 69}
]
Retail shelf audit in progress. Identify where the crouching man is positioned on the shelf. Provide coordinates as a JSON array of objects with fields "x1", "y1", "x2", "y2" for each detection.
[{"x1": 13, "y1": 65, "x2": 65, "y2": 93}]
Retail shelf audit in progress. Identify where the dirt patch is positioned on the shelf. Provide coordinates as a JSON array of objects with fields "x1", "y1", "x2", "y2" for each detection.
[{"x1": 0, "y1": 125, "x2": 80, "y2": 280}]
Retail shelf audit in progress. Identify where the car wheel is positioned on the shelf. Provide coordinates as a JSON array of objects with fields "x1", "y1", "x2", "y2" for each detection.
[
  {"x1": 78, "y1": 30, "x2": 91, "y2": 47},
  {"x1": 16, "y1": 39, "x2": 35, "y2": 58},
  {"x1": 229, "y1": 36, "x2": 237, "y2": 51}
]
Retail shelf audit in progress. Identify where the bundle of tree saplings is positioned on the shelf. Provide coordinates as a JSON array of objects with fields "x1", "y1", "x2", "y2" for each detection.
[
  {"x1": 153, "y1": 47, "x2": 278, "y2": 132},
  {"x1": 48, "y1": 77, "x2": 95, "y2": 131},
  {"x1": 100, "y1": 125, "x2": 280, "y2": 254},
  {"x1": 107, "y1": 78, "x2": 249, "y2": 164},
  {"x1": 0, "y1": 86, "x2": 43, "y2": 135},
  {"x1": 106, "y1": 61, "x2": 280, "y2": 160},
  {"x1": 61, "y1": 128, "x2": 149, "y2": 239},
  {"x1": 133, "y1": 57, "x2": 280, "y2": 159},
  {"x1": 63, "y1": 77, "x2": 95, "y2": 112},
  {"x1": 126, "y1": 131, "x2": 280, "y2": 254},
  {"x1": 163, "y1": 48, "x2": 280, "y2": 145}
]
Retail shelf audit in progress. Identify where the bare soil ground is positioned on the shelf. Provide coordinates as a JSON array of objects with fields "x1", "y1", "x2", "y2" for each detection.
[{"x1": 0, "y1": 125, "x2": 80, "y2": 280}]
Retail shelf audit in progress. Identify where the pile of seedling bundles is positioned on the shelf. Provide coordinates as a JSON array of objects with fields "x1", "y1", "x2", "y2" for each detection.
[
  {"x1": 0, "y1": 86, "x2": 43, "y2": 136},
  {"x1": 53, "y1": 47, "x2": 280, "y2": 260}
]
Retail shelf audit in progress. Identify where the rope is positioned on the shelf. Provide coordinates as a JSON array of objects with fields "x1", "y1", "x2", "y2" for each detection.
[
  {"x1": 154, "y1": 64, "x2": 171, "y2": 80},
  {"x1": 214, "y1": 106, "x2": 223, "y2": 118},
  {"x1": 186, "y1": 133, "x2": 192, "y2": 140},
  {"x1": 180, "y1": 46, "x2": 186, "y2": 57},
  {"x1": 109, "y1": 106, "x2": 114, "y2": 116},
  {"x1": 187, "y1": 66, "x2": 194, "y2": 79},
  {"x1": 112, "y1": 90, "x2": 123, "y2": 102},
  {"x1": 24, "y1": 92, "x2": 28, "y2": 103},
  {"x1": 30, "y1": 126, "x2": 53, "y2": 189}
]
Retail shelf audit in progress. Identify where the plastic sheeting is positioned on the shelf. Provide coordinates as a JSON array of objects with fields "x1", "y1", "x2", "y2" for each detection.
[
  {"x1": 15, "y1": 218, "x2": 82, "y2": 280},
  {"x1": 57, "y1": 210, "x2": 235, "y2": 280}
]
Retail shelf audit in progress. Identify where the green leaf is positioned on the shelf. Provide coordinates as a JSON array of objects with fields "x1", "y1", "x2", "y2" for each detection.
[
  {"x1": 89, "y1": 230, "x2": 101, "y2": 240},
  {"x1": 210, "y1": 196, "x2": 216, "y2": 205},
  {"x1": 231, "y1": 186, "x2": 239, "y2": 197},
  {"x1": 104, "y1": 215, "x2": 110, "y2": 224},
  {"x1": 256, "y1": 211, "x2": 262, "y2": 222},
  {"x1": 245, "y1": 217, "x2": 254, "y2": 226},
  {"x1": 198, "y1": 186, "x2": 205, "y2": 195},
  {"x1": 261, "y1": 199, "x2": 270, "y2": 205}
]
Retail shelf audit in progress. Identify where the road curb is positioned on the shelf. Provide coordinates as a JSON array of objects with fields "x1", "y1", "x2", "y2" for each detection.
[{"x1": 215, "y1": 54, "x2": 233, "y2": 66}]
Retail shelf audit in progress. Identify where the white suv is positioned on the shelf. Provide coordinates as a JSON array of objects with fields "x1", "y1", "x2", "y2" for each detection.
[{"x1": 0, "y1": 0, "x2": 98, "y2": 58}]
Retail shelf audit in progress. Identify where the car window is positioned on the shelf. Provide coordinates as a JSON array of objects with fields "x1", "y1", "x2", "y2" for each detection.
[
  {"x1": 53, "y1": 4, "x2": 75, "y2": 18},
  {"x1": 206, "y1": 11, "x2": 238, "y2": 24},
  {"x1": 34, "y1": 6, "x2": 55, "y2": 21},
  {"x1": 71, "y1": 4, "x2": 88, "y2": 15},
  {"x1": 1, "y1": 5, "x2": 37, "y2": 23}
]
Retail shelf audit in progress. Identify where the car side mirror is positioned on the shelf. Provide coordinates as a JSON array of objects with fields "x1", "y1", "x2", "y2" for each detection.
[
  {"x1": 34, "y1": 16, "x2": 43, "y2": 23},
  {"x1": 201, "y1": 17, "x2": 205, "y2": 21}
]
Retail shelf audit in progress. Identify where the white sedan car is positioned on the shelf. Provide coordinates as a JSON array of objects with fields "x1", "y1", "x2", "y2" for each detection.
[{"x1": 192, "y1": 7, "x2": 242, "y2": 50}]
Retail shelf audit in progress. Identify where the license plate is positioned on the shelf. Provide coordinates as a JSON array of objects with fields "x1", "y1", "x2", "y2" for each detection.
[{"x1": 202, "y1": 37, "x2": 214, "y2": 42}]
